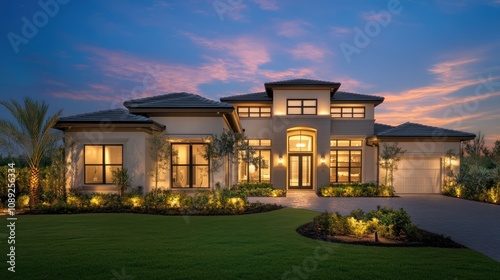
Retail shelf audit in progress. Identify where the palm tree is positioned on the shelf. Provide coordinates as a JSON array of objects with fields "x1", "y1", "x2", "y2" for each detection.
[{"x1": 0, "y1": 98, "x2": 62, "y2": 207}]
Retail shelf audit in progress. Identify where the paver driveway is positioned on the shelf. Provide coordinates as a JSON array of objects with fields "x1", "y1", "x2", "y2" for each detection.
[{"x1": 249, "y1": 191, "x2": 500, "y2": 262}]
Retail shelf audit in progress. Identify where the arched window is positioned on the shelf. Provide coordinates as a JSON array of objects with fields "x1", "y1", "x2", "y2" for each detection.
[{"x1": 288, "y1": 133, "x2": 313, "y2": 152}]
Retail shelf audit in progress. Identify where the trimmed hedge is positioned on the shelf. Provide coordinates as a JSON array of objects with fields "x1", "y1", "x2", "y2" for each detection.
[
  {"x1": 319, "y1": 183, "x2": 394, "y2": 197},
  {"x1": 232, "y1": 182, "x2": 286, "y2": 197}
]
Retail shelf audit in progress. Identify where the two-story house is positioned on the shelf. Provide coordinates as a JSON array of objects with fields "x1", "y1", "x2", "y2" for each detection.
[{"x1": 55, "y1": 79, "x2": 475, "y2": 194}]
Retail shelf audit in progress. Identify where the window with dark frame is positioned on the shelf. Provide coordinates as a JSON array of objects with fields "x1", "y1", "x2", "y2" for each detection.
[
  {"x1": 330, "y1": 150, "x2": 362, "y2": 183},
  {"x1": 287, "y1": 99, "x2": 317, "y2": 115},
  {"x1": 330, "y1": 107, "x2": 365, "y2": 118},
  {"x1": 171, "y1": 143, "x2": 209, "y2": 188},
  {"x1": 237, "y1": 106, "x2": 272, "y2": 117},
  {"x1": 84, "y1": 145, "x2": 123, "y2": 184},
  {"x1": 238, "y1": 139, "x2": 271, "y2": 182}
]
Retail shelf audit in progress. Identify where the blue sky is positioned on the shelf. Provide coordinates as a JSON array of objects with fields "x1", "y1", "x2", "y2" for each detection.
[{"x1": 1, "y1": 0, "x2": 500, "y2": 145}]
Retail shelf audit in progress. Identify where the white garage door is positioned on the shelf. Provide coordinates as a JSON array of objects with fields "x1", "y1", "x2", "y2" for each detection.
[{"x1": 393, "y1": 158, "x2": 442, "y2": 193}]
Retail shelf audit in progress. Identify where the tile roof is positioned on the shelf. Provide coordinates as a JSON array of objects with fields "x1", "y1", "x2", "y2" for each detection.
[
  {"x1": 57, "y1": 108, "x2": 157, "y2": 123},
  {"x1": 124, "y1": 92, "x2": 233, "y2": 109},
  {"x1": 376, "y1": 122, "x2": 476, "y2": 139},
  {"x1": 332, "y1": 91, "x2": 384, "y2": 102},
  {"x1": 220, "y1": 92, "x2": 272, "y2": 102},
  {"x1": 374, "y1": 123, "x2": 394, "y2": 135},
  {"x1": 220, "y1": 90, "x2": 384, "y2": 103},
  {"x1": 264, "y1": 78, "x2": 341, "y2": 86}
]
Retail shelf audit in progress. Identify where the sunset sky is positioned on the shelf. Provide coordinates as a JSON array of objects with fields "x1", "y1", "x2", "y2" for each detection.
[{"x1": 1, "y1": 0, "x2": 499, "y2": 146}]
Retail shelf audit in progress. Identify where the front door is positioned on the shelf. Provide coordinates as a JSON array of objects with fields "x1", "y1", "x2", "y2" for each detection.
[{"x1": 289, "y1": 154, "x2": 312, "y2": 189}]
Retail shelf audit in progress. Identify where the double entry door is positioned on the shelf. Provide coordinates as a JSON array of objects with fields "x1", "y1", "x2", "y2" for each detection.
[{"x1": 288, "y1": 154, "x2": 312, "y2": 189}]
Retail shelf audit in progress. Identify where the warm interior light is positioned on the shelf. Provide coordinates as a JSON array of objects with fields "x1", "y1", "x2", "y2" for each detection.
[
  {"x1": 296, "y1": 143, "x2": 306, "y2": 148},
  {"x1": 249, "y1": 164, "x2": 256, "y2": 173}
]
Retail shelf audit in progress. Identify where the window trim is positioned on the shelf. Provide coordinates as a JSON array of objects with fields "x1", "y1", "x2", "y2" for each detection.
[
  {"x1": 171, "y1": 143, "x2": 210, "y2": 188},
  {"x1": 287, "y1": 99, "x2": 317, "y2": 115},
  {"x1": 330, "y1": 106, "x2": 365, "y2": 118},
  {"x1": 237, "y1": 106, "x2": 272, "y2": 118},
  {"x1": 330, "y1": 149, "x2": 362, "y2": 183},
  {"x1": 84, "y1": 144, "x2": 123, "y2": 185}
]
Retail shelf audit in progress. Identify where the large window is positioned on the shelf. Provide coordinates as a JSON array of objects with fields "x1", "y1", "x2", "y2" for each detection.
[
  {"x1": 238, "y1": 140, "x2": 271, "y2": 182},
  {"x1": 171, "y1": 143, "x2": 209, "y2": 188},
  {"x1": 331, "y1": 107, "x2": 365, "y2": 118},
  {"x1": 84, "y1": 145, "x2": 123, "y2": 184},
  {"x1": 237, "y1": 106, "x2": 272, "y2": 117},
  {"x1": 330, "y1": 150, "x2": 362, "y2": 183},
  {"x1": 287, "y1": 99, "x2": 317, "y2": 115}
]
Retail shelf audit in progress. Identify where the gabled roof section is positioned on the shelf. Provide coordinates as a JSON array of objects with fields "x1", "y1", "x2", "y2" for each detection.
[
  {"x1": 54, "y1": 108, "x2": 165, "y2": 131},
  {"x1": 264, "y1": 78, "x2": 341, "y2": 97},
  {"x1": 124, "y1": 92, "x2": 233, "y2": 109},
  {"x1": 220, "y1": 92, "x2": 272, "y2": 102},
  {"x1": 376, "y1": 122, "x2": 476, "y2": 140},
  {"x1": 374, "y1": 123, "x2": 394, "y2": 135},
  {"x1": 332, "y1": 91, "x2": 385, "y2": 105}
]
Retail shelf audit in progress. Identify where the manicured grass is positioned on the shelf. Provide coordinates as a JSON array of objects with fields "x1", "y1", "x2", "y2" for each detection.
[{"x1": 3, "y1": 209, "x2": 500, "y2": 279}]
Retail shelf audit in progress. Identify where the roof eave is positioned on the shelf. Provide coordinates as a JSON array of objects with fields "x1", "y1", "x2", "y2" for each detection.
[
  {"x1": 264, "y1": 83, "x2": 341, "y2": 97},
  {"x1": 54, "y1": 121, "x2": 166, "y2": 132}
]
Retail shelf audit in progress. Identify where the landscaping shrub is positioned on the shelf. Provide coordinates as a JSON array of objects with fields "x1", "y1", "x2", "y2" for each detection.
[
  {"x1": 319, "y1": 183, "x2": 393, "y2": 197},
  {"x1": 311, "y1": 206, "x2": 413, "y2": 240},
  {"x1": 232, "y1": 182, "x2": 286, "y2": 197}
]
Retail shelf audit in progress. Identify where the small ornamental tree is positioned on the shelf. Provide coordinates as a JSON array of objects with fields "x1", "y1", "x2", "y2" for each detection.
[
  {"x1": 203, "y1": 129, "x2": 260, "y2": 188},
  {"x1": 379, "y1": 142, "x2": 406, "y2": 188},
  {"x1": 148, "y1": 131, "x2": 173, "y2": 192},
  {"x1": 112, "y1": 168, "x2": 131, "y2": 197}
]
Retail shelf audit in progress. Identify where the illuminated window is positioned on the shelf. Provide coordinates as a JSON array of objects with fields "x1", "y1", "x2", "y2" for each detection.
[
  {"x1": 84, "y1": 145, "x2": 123, "y2": 184},
  {"x1": 237, "y1": 106, "x2": 272, "y2": 117},
  {"x1": 247, "y1": 139, "x2": 272, "y2": 147},
  {"x1": 287, "y1": 99, "x2": 317, "y2": 115},
  {"x1": 331, "y1": 107, "x2": 365, "y2": 118},
  {"x1": 288, "y1": 134, "x2": 313, "y2": 152},
  {"x1": 330, "y1": 139, "x2": 363, "y2": 147},
  {"x1": 171, "y1": 143, "x2": 209, "y2": 188},
  {"x1": 330, "y1": 150, "x2": 361, "y2": 183},
  {"x1": 238, "y1": 150, "x2": 271, "y2": 182}
]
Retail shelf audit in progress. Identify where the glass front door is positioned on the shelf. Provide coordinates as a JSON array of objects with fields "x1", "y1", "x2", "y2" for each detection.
[{"x1": 289, "y1": 154, "x2": 312, "y2": 189}]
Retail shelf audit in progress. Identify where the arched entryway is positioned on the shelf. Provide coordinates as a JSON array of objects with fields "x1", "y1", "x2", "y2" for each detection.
[{"x1": 287, "y1": 128, "x2": 316, "y2": 189}]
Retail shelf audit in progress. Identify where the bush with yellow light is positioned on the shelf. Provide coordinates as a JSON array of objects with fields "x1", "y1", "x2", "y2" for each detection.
[{"x1": 319, "y1": 183, "x2": 394, "y2": 197}]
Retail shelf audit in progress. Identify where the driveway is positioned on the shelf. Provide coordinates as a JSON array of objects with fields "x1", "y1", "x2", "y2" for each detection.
[{"x1": 248, "y1": 191, "x2": 500, "y2": 262}]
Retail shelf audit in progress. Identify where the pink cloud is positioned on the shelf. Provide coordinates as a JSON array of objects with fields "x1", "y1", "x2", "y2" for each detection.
[
  {"x1": 276, "y1": 20, "x2": 311, "y2": 38},
  {"x1": 331, "y1": 27, "x2": 351, "y2": 37},
  {"x1": 260, "y1": 68, "x2": 315, "y2": 81},
  {"x1": 335, "y1": 77, "x2": 371, "y2": 91},
  {"x1": 288, "y1": 43, "x2": 326, "y2": 62},
  {"x1": 428, "y1": 58, "x2": 478, "y2": 81},
  {"x1": 252, "y1": 0, "x2": 279, "y2": 10}
]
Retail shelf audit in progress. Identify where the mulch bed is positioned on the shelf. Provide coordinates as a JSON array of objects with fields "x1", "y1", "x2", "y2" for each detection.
[{"x1": 297, "y1": 222, "x2": 466, "y2": 248}]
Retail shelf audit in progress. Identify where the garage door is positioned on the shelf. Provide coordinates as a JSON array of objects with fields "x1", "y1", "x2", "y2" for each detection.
[{"x1": 393, "y1": 158, "x2": 442, "y2": 193}]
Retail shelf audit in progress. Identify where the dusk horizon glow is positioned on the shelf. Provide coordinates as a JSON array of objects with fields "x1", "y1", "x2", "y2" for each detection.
[{"x1": 1, "y1": 0, "x2": 499, "y2": 146}]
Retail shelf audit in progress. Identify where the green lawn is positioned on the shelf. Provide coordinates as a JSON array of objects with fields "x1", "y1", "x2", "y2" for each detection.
[{"x1": 3, "y1": 208, "x2": 499, "y2": 279}]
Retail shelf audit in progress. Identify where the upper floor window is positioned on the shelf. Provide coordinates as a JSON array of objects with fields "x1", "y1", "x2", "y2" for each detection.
[
  {"x1": 331, "y1": 107, "x2": 365, "y2": 118},
  {"x1": 287, "y1": 99, "x2": 317, "y2": 115},
  {"x1": 84, "y1": 145, "x2": 123, "y2": 184},
  {"x1": 247, "y1": 139, "x2": 272, "y2": 147},
  {"x1": 238, "y1": 106, "x2": 271, "y2": 118},
  {"x1": 330, "y1": 139, "x2": 363, "y2": 147}
]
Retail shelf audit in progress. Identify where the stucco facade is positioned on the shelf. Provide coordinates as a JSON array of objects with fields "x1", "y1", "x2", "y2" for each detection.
[{"x1": 55, "y1": 79, "x2": 475, "y2": 194}]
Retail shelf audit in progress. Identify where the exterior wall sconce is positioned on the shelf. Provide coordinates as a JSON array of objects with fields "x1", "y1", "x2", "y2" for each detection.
[
  {"x1": 320, "y1": 156, "x2": 326, "y2": 165},
  {"x1": 278, "y1": 156, "x2": 284, "y2": 165}
]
